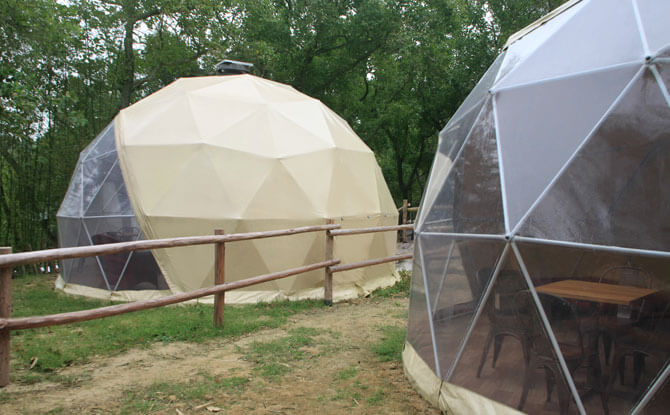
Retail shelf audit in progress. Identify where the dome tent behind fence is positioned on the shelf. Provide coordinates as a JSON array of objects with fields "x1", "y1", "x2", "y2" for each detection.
[
  {"x1": 57, "y1": 74, "x2": 399, "y2": 303},
  {"x1": 404, "y1": 0, "x2": 670, "y2": 414}
]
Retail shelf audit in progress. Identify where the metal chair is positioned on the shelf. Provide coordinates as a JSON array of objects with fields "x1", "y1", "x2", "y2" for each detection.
[
  {"x1": 516, "y1": 291, "x2": 605, "y2": 414},
  {"x1": 598, "y1": 262, "x2": 653, "y2": 386},
  {"x1": 605, "y1": 302, "x2": 670, "y2": 401},
  {"x1": 476, "y1": 269, "x2": 530, "y2": 378}
]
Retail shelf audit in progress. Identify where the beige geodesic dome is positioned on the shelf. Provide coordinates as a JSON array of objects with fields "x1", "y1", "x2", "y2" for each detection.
[
  {"x1": 113, "y1": 74, "x2": 397, "y2": 302},
  {"x1": 404, "y1": 0, "x2": 670, "y2": 414}
]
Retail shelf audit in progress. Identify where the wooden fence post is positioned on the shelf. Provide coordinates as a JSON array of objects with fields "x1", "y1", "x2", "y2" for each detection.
[
  {"x1": 213, "y1": 230, "x2": 225, "y2": 328},
  {"x1": 402, "y1": 199, "x2": 409, "y2": 243},
  {"x1": 0, "y1": 247, "x2": 12, "y2": 387},
  {"x1": 324, "y1": 220, "x2": 334, "y2": 306}
]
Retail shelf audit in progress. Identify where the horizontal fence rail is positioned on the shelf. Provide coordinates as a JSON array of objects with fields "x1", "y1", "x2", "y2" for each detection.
[
  {"x1": 329, "y1": 253, "x2": 413, "y2": 273},
  {"x1": 328, "y1": 224, "x2": 414, "y2": 237},
  {"x1": 0, "y1": 224, "x2": 341, "y2": 268},
  {"x1": 0, "y1": 221, "x2": 413, "y2": 387},
  {"x1": 0, "y1": 259, "x2": 340, "y2": 331}
]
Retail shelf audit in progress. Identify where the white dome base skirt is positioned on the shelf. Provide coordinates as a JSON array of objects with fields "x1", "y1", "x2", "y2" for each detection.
[{"x1": 402, "y1": 341, "x2": 523, "y2": 415}]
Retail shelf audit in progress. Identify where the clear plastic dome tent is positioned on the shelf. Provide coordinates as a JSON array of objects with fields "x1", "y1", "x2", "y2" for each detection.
[
  {"x1": 57, "y1": 123, "x2": 170, "y2": 300},
  {"x1": 404, "y1": 0, "x2": 670, "y2": 414},
  {"x1": 57, "y1": 74, "x2": 398, "y2": 303}
]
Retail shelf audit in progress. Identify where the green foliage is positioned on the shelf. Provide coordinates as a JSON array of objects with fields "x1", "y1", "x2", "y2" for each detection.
[
  {"x1": 371, "y1": 325, "x2": 406, "y2": 362},
  {"x1": 371, "y1": 269, "x2": 411, "y2": 298},
  {"x1": 10, "y1": 274, "x2": 324, "y2": 383},
  {"x1": 0, "y1": 0, "x2": 570, "y2": 256}
]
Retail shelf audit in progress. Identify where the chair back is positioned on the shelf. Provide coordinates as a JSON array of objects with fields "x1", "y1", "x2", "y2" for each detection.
[
  {"x1": 485, "y1": 270, "x2": 526, "y2": 323},
  {"x1": 515, "y1": 291, "x2": 583, "y2": 359},
  {"x1": 600, "y1": 263, "x2": 652, "y2": 321},
  {"x1": 599, "y1": 264, "x2": 652, "y2": 288}
]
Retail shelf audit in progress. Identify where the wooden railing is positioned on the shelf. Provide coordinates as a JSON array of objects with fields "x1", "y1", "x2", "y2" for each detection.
[
  {"x1": 0, "y1": 222, "x2": 413, "y2": 386},
  {"x1": 399, "y1": 199, "x2": 419, "y2": 242}
]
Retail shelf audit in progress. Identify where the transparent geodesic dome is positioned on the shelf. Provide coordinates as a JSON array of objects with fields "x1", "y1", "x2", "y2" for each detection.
[
  {"x1": 404, "y1": 1, "x2": 670, "y2": 414},
  {"x1": 57, "y1": 123, "x2": 169, "y2": 297}
]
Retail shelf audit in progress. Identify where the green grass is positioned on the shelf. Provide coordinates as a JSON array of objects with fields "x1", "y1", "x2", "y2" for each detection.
[
  {"x1": 370, "y1": 269, "x2": 411, "y2": 298},
  {"x1": 241, "y1": 327, "x2": 323, "y2": 380},
  {"x1": 118, "y1": 372, "x2": 249, "y2": 414},
  {"x1": 371, "y1": 325, "x2": 406, "y2": 362},
  {"x1": 9, "y1": 268, "x2": 410, "y2": 386},
  {"x1": 10, "y1": 274, "x2": 325, "y2": 383},
  {"x1": 366, "y1": 389, "x2": 386, "y2": 405},
  {"x1": 335, "y1": 366, "x2": 358, "y2": 381}
]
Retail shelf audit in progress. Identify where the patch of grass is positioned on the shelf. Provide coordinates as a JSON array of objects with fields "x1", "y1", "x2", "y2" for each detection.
[
  {"x1": 371, "y1": 325, "x2": 406, "y2": 362},
  {"x1": 366, "y1": 389, "x2": 386, "y2": 405},
  {"x1": 353, "y1": 379, "x2": 369, "y2": 390},
  {"x1": 0, "y1": 390, "x2": 10, "y2": 404},
  {"x1": 335, "y1": 366, "x2": 358, "y2": 381},
  {"x1": 242, "y1": 327, "x2": 323, "y2": 380},
  {"x1": 119, "y1": 373, "x2": 249, "y2": 414},
  {"x1": 371, "y1": 269, "x2": 411, "y2": 298},
  {"x1": 10, "y1": 274, "x2": 325, "y2": 383}
]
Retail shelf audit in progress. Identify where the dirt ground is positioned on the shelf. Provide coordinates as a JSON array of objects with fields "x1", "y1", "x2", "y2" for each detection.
[{"x1": 0, "y1": 294, "x2": 440, "y2": 414}]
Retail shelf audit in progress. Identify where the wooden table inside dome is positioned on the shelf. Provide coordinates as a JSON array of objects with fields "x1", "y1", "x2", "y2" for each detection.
[{"x1": 535, "y1": 279, "x2": 658, "y2": 305}]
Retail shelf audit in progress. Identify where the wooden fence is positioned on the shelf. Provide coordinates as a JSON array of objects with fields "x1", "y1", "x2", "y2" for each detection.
[
  {"x1": 0, "y1": 222, "x2": 413, "y2": 387},
  {"x1": 399, "y1": 199, "x2": 420, "y2": 242}
]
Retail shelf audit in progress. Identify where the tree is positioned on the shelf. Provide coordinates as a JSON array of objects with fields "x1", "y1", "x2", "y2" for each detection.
[
  {"x1": 0, "y1": 0, "x2": 572, "y2": 255},
  {"x1": 0, "y1": 0, "x2": 81, "y2": 256}
]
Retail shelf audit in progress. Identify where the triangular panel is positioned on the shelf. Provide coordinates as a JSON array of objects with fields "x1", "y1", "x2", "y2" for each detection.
[
  {"x1": 210, "y1": 110, "x2": 278, "y2": 157},
  {"x1": 120, "y1": 144, "x2": 198, "y2": 215},
  {"x1": 84, "y1": 216, "x2": 138, "y2": 290},
  {"x1": 437, "y1": 98, "x2": 485, "y2": 160},
  {"x1": 209, "y1": 147, "x2": 274, "y2": 219},
  {"x1": 267, "y1": 110, "x2": 332, "y2": 156},
  {"x1": 149, "y1": 148, "x2": 236, "y2": 220},
  {"x1": 322, "y1": 106, "x2": 371, "y2": 152},
  {"x1": 496, "y1": 1, "x2": 586, "y2": 86},
  {"x1": 280, "y1": 150, "x2": 334, "y2": 216},
  {"x1": 635, "y1": 0, "x2": 670, "y2": 55},
  {"x1": 407, "y1": 245, "x2": 438, "y2": 374},
  {"x1": 497, "y1": 63, "x2": 640, "y2": 230},
  {"x1": 65, "y1": 219, "x2": 107, "y2": 290},
  {"x1": 326, "y1": 150, "x2": 380, "y2": 216},
  {"x1": 57, "y1": 163, "x2": 84, "y2": 217},
  {"x1": 270, "y1": 100, "x2": 333, "y2": 146},
  {"x1": 418, "y1": 234, "x2": 452, "y2": 303},
  {"x1": 498, "y1": 0, "x2": 644, "y2": 89},
  {"x1": 120, "y1": 90, "x2": 202, "y2": 146},
  {"x1": 243, "y1": 160, "x2": 317, "y2": 220},
  {"x1": 85, "y1": 161, "x2": 133, "y2": 217},
  {"x1": 420, "y1": 99, "x2": 505, "y2": 235},
  {"x1": 117, "y1": 248, "x2": 167, "y2": 291},
  {"x1": 444, "y1": 51, "x2": 505, "y2": 135},
  {"x1": 186, "y1": 92, "x2": 262, "y2": 141},
  {"x1": 81, "y1": 151, "x2": 117, "y2": 214},
  {"x1": 517, "y1": 68, "x2": 670, "y2": 252},
  {"x1": 431, "y1": 238, "x2": 506, "y2": 380},
  {"x1": 56, "y1": 217, "x2": 83, "y2": 281},
  {"x1": 80, "y1": 122, "x2": 115, "y2": 160}
]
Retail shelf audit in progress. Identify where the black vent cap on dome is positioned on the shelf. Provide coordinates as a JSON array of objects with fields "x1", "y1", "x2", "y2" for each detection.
[{"x1": 215, "y1": 60, "x2": 254, "y2": 75}]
